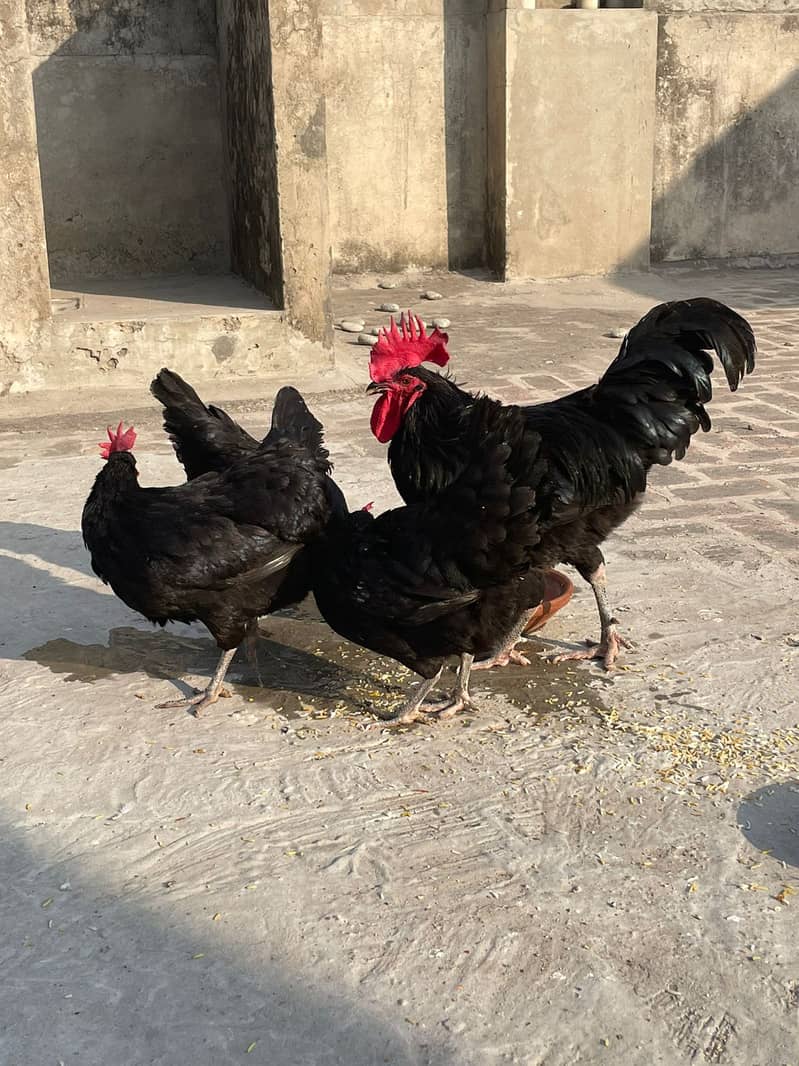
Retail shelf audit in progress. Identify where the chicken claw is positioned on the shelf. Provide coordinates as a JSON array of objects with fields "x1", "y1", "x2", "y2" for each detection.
[
  {"x1": 472, "y1": 647, "x2": 531, "y2": 670},
  {"x1": 434, "y1": 695, "x2": 480, "y2": 720},
  {"x1": 550, "y1": 630, "x2": 632, "y2": 671},
  {"x1": 157, "y1": 686, "x2": 232, "y2": 716},
  {"x1": 157, "y1": 647, "x2": 238, "y2": 716}
]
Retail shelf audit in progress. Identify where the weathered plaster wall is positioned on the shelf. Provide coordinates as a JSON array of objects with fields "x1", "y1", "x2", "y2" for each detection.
[
  {"x1": 322, "y1": 0, "x2": 486, "y2": 273},
  {"x1": 268, "y1": 0, "x2": 334, "y2": 344},
  {"x1": 26, "y1": 0, "x2": 229, "y2": 281},
  {"x1": 652, "y1": 14, "x2": 799, "y2": 261},
  {"x1": 1, "y1": 0, "x2": 50, "y2": 338},
  {"x1": 217, "y1": 0, "x2": 283, "y2": 307},
  {"x1": 485, "y1": 1, "x2": 507, "y2": 274},
  {"x1": 647, "y1": 0, "x2": 798, "y2": 10},
  {"x1": 501, "y1": 10, "x2": 657, "y2": 278}
]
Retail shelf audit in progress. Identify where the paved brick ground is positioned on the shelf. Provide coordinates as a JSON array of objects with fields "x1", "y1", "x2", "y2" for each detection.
[{"x1": 331, "y1": 267, "x2": 799, "y2": 568}]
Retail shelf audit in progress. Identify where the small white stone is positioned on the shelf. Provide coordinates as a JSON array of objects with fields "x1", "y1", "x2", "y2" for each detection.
[
  {"x1": 421, "y1": 290, "x2": 443, "y2": 300},
  {"x1": 357, "y1": 333, "x2": 376, "y2": 346},
  {"x1": 605, "y1": 327, "x2": 627, "y2": 339},
  {"x1": 338, "y1": 320, "x2": 365, "y2": 333},
  {"x1": 378, "y1": 280, "x2": 398, "y2": 289},
  {"x1": 368, "y1": 327, "x2": 380, "y2": 336},
  {"x1": 431, "y1": 317, "x2": 451, "y2": 329},
  {"x1": 377, "y1": 302, "x2": 400, "y2": 313}
]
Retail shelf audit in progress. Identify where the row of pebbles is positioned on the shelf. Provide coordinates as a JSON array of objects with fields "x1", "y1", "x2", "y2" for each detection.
[{"x1": 337, "y1": 287, "x2": 451, "y2": 346}]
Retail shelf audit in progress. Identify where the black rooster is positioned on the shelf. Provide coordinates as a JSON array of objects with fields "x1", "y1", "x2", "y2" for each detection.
[
  {"x1": 310, "y1": 403, "x2": 546, "y2": 722},
  {"x1": 367, "y1": 301, "x2": 756, "y2": 669},
  {"x1": 82, "y1": 387, "x2": 343, "y2": 714}
]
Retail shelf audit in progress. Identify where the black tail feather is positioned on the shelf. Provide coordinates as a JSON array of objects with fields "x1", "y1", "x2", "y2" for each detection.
[
  {"x1": 266, "y1": 386, "x2": 331, "y2": 473},
  {"x1": 595, "y1": 298, "x2": 756, "y2": 469},
  {"x1": 615, "y1": 297, "x2": 756, "y2": 391},
  {"x1": 150, "y1": 368, "x2": 259, "y2": 480}
]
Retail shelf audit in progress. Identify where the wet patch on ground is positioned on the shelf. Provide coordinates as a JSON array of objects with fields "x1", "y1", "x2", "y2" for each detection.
[{"x1": 24, "y1": 608, "x2": 603, "y2": 727}]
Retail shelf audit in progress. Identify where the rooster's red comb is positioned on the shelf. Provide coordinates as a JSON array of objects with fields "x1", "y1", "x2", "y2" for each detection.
[
  {"x1": 98, "y1": 421, "x2": 137, "y2": 460},
  {"x1": 368, "y1": 312, "x2": 450, "y2": 382}
]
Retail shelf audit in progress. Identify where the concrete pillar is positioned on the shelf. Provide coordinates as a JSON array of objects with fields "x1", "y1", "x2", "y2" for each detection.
[
  {"x1": 268, "y1": 0, "x2": 333, "y2": 347},
  {"x1": 486, "y1": 6, "x2": 658, "y2": 280},
  {"x1": 486, "y1": 0, "x2": 509, "y2": 276},
  {"x1": 0, "y1": 0, "x2": 51, "y2": 347},
  {"x1": 217, "y1": 0, "x2": 333, "y2": 348}
]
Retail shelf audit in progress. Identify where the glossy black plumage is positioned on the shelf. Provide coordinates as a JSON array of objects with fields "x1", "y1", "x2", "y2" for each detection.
[
  {"x1": 312, "y1": 404, "x2": 547, "y2": 681},
  {"x1": 150, "y1": 368, "x2": 332, "y2": 480},
  {"x1": 386, "y1": 298, "x2": 756, "y2": 579},
  {"x1": 82, "y1": 387, "x2": 341, "y2": 658}
]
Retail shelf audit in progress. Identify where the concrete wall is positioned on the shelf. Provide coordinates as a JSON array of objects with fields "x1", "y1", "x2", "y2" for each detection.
[
  {"x1": 322, "y1": 0, "x2": 486, "y2": 273},
  {"x1": 217, "y1": 0, "x2": 283, "y2": 306},
  {"x1": 499, "y1": 10, "x2": 657, "y2": 278},
  {"x1": 26, "y1": 0, "x2": 229, "y2": 282},
  {"x1": 647, "y1": 0, "x2": 796, "y2": 10},
  {"x1": 652, "y1": 13, "x2": 799, "y2": 261},
  {"x1": 0, "y1": 0, "x2": 51, "y2": 388}
]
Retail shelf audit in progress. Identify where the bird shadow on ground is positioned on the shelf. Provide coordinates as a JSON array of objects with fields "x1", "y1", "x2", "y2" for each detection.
[
  {"x1": 0, "y1": 520, "x2": 398, "y2": 715},
  {"x1": 737, "y1": 780, "x2": 799, "y2": 869},
  {"x1": 1, "y1": 520, "x2": 602, "y2": 721},
  {"x1": 22, "y1": 623, "x2": 387, "y2": 717}
]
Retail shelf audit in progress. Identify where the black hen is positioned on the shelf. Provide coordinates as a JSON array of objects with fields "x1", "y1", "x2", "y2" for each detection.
[
  {"x1": 82, "y1": 390, "x2": 342, "y2": 715},
  {"x1": 150, "y1": 368, "x2": 328, "y2": 479},
  {"x1": 311, "y1": 401, "x2": 546, "y2": 722},
  {"x1": 368, "y1": 299, "x2": 756, "y2": 669}
]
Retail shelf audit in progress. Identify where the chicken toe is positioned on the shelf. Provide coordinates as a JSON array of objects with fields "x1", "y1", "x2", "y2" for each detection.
[
  {"x1": 157, "y1": 647, "x2": 237, "y2": 716},
  {"x1": 551, "y1": 629, "x2": 632, "y2": 671},
  {"x1": 380, "y1": 668, "x2": 445, "y2": 724}
]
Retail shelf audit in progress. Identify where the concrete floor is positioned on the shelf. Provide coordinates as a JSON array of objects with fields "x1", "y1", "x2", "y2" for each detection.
[
  {"x1": 51, "y1": 273, "x2": 277, "y2": 323},
  {"x1": 0, "y1": 267, "x2": 797, "y2": 1065}
]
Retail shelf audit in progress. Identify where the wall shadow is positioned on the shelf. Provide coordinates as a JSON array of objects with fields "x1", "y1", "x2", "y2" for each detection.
[
  {"x1": 25, "y1": 0, "x2": 284, "y2": 311},
  {"x1": 0, "y1": 814, "x2": 458, "y2": 1065},
  {"x1": 0, "y1": 521, "x2": 365, "y2": 708},
  {"x1": 443, "y1": 0, "x2": 489, "y2": 273},
  {"x1": 614, "y1": 64, "x2": 799, "y2": 307}
]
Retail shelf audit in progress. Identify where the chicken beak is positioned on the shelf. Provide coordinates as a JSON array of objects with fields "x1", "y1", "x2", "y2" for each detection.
[{"x1": 365, "y1": 381, "x2": 384, "y2": 395}]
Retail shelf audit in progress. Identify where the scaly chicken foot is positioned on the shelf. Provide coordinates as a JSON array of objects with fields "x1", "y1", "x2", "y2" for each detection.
[
  {"x1": 471, "y1": 609, "x2": 537, "y2": 670},
  {"x1": 472, "y1": 647, "x2": 531, "y2": 670},
  {"x1": 434, "y1": 654, "x2": 480, "y2": 720},
  {"x1": 551, "y1": 563, "x2": 632, "y2": 671},
  {"x1": 380, "y1": 667, "x2": 446, "y2": 724},
  {"x1": 552, "y1": 629, "x2": 631, "y2": 670},
  {"x1": 158, "y1": 646, "x2": 238, "y2": 716}
]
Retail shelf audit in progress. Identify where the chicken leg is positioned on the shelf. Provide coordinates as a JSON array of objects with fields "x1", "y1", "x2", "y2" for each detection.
[
  {"x1": 435, "y1": 654, "x2": 480, "y2": 719},
  {"x1": 551, "y1": 561, "x2": 631, "y2": 670},
  {"x1": 381, "y1": 667, "x2": 445, "y2": 724},
  {"x1": 383, "y1": 655, "x2": 481, "y2": 724},
  {"x1": 158, "y1": 646, "x2": 237, "y2": 716},
  {"x1": 471, "y1": 609, "x2": 537, "y2": 670},
  {"x1": 243, "y1": 619, "x2": 264, "y2": 687}
]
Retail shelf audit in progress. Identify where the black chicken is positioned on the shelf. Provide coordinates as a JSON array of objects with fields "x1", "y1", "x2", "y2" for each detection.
[
  {"x1": 366, "y1": 301, "x2": 756, "y2": 669},
  {"x1": 150, "y1": 368, "x2": 332, "y2": 482},
  {"x1": 311, "y1": 402, "x2": 546, "y2": 722},
  {"x1": 82, "y1": 387, "x2": 343, "y2": 714}
]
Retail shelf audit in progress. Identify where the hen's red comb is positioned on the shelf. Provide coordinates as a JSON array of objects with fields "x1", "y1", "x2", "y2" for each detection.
[
  {"x1": 98, "y1": 421, "x2": 137, "y2": 460},
  {"x1": 368, "y1": 312, "x2": 449, "y2": 382}
]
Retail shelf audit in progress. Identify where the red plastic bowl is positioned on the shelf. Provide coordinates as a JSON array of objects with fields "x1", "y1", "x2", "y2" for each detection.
[{"x1": 522, "y1": 569, "x2": 574, "y2": 635}]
